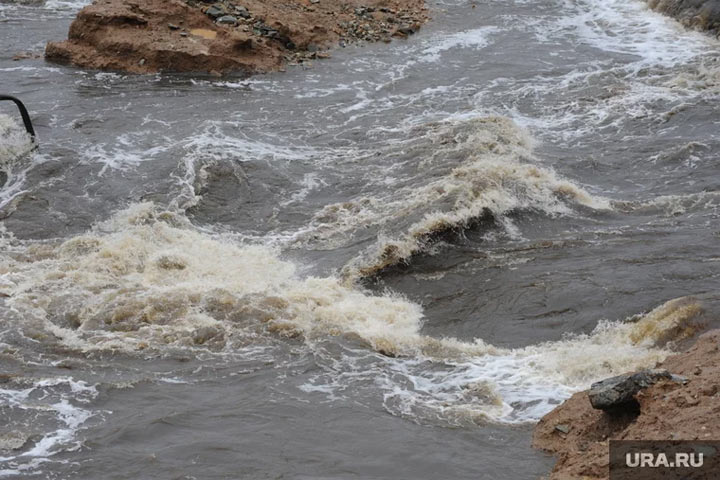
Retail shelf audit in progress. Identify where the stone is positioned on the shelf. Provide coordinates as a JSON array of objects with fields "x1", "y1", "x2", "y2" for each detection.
[
  {"x1": 205, "y1": 5, "x2": 224, "y2": 19},
  {"x1": 254, "y1": 23, "x2": 279, "y2": 38},
  {"x1": 217, "y1": 15, "x2": 238, "y2": 25},
  {"x1": 397, "y1": 25, "x2": 416, "y2": 35},
  {"x1": 234, "y1": 5, "x2": 251, "y2": 18},
  {"x1": 554, "y1": 424, "x2": 571, "y2": 434},
  {"x1": 588, "y1": 369, "x2": 680, "y2": 411},
  {"x1": 167, "y1": 23, "x2": 180, "y2": 30}
]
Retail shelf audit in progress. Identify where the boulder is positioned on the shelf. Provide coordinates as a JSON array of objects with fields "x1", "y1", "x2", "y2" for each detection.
[{"x1": 588, "y1": 369, "x2": 687, "y2": 411}]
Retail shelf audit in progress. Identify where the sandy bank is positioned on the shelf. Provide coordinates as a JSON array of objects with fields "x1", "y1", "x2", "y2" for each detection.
[
  {"x1": 533, "y1": 296, "x2": 720, "y2": 480},
  {"x1": 45, "y1": 0, "x2": 427, "y2": 74}
]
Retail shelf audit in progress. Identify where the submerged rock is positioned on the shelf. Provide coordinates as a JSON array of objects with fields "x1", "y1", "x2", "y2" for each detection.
[{"x1": 0, "y1": 431, "x2": 28, "y2": 451}]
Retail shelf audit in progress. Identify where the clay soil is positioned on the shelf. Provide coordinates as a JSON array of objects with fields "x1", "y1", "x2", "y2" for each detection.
[{"x1": 45, "y1": 0, "x2": 428, "y2": 74}]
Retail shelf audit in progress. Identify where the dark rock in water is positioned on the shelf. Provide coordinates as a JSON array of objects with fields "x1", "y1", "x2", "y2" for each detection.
[
  {"x1": 589, "y1": 369, "x2": 687, "y2": 411},
  {"x1": 646, "y1": 0, "x2": 720, "y2": 34},
  {"x1": 0, "y1": 431, "x2": 28, "y2": 451}
]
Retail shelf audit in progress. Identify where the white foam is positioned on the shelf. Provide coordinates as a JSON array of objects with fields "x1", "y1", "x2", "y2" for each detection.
[
  {"x1": 282, "y1": 116, "x2": 610, "y2": 276},
  {"x1": 0, "y1": 114, "x2": 38, "y2": 212},
  {"x1": 302, "y1": 314, "x2": 678, "y2": 425},
  {"x1": 43, "y1": 0, "x2": 91, "y2": 10},
  {"x1": 555, "y1": 0, "x2": 715, "y2": 68},
  {"x1": 418, "y1": 27, "x2": 498, "y2": 62},
  {"x1": 0, "y1": 377, "x2": 97, "y2": 476},
  {"x1": 1, "y1": 202, "x2": 694, "y2": 426}
]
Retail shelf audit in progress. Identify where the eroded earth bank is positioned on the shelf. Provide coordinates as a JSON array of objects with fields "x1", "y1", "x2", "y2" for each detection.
[
  {"x1": 534, "y1": 295, "x2": 720, "y2": 479},
  {"x1": 45, "y1": 0, "x2": 428, "y2": 74}
]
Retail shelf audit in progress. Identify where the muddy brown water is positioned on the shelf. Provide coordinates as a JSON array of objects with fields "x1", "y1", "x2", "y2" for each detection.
[{"x1": 1, "y1": 0, "x2": 720, "y2": 478}]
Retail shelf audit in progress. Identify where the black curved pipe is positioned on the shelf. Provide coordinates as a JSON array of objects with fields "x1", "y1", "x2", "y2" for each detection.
[{"x1": 0, "y1": 95, "x2": 36, "y2": 140}]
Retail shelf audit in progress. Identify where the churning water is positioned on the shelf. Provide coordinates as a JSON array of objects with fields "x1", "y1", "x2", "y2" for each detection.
[{"x1": 1, "y1": 0, "x2": 720, "y2": 477}]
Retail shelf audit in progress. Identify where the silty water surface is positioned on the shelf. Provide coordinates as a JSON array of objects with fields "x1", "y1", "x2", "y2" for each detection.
[{"x1": 1, "y1": 0, "x2": 719, "y2": 477}]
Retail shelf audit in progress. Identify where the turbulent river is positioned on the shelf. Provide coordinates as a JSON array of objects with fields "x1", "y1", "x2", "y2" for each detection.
[{"x1": 1, "y1": 0, "x2": 720, "y2": 478}]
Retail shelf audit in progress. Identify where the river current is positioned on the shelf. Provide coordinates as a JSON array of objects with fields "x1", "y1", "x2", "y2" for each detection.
[{"x1": 1, "y1": 0, "x2": 720, "y2": 478}]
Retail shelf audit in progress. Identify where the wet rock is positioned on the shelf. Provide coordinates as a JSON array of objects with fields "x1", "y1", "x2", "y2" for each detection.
[
  {"x1": 11, "y1": 51, "x2": 41, "y2": 61},
  {"x1": 395, "y1": 24, "x2": 416, "y2": 35},
  {"x1": 588, "y1": 369, "x2": 686, "y2": 411}
]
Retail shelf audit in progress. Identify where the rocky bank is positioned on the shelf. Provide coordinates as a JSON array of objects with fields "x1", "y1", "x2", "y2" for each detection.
[
  {"x1": 45, "y1": 0, "x2": 427, "y2": 74},
  {"x1": 534, "y1": 295, "x2": 720, "y2": 480},
  {"x1": 646, "y1": 0, "x2": 720, "y2": 35}
]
